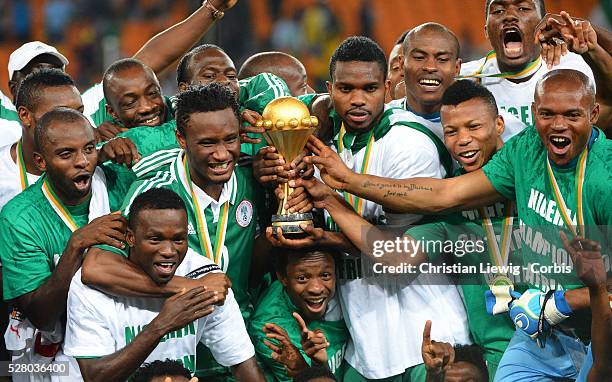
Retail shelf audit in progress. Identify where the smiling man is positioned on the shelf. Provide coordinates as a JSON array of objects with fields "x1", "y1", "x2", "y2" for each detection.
[
  {"x1": 64, "y1": 188, "x2": 264, "y2": 381},
  {"x1": 459, "y1": 0, "x2": 596, "y2": 128},
  {"x1": 101, "y1": 59, "x2": 172, "y2": 130},
  {"x1": 305, "y1": 68, "x2": 611, "y2": 381},
  {"x1": 389, "y1": 23, "x2": 460, "y2": 129},
  {"x1": 79, "y1": 83, "x2": 264, "y2": 379},
  {"x1": 249, "y1": 247, "x2": 348, "y2": 381}
]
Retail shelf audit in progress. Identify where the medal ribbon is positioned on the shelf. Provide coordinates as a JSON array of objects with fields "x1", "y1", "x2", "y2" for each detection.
[
  {"x1": 183, "y1": 157, "x2": 229, "y2": 266},
  {"x1": 338, "y1": 123, "x2": 375, "y2": 216},
  {"x1": 41, "y1": 179, "x2": 79, "y2": 232},
  {"x1": 545, "y1": 148, "x2": 587, "y2": 237},
  {"x1": 479, "y1": 201, "x2": 514, "y2": 271},
  {"x1": 457, "y1": 51, "x2": 542, "y2": 80},
  {"x1": 16, "y1": 140, "x2": 29, "y2": 190}
]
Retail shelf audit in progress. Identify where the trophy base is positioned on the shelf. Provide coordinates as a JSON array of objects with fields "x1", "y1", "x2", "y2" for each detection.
[{"x1": 271, "y1": 213, "x2": 314, "y2": 235}]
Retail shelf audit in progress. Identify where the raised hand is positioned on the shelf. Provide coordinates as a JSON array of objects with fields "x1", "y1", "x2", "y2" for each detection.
[
  {"x1": 535, "y1": 12, "x2": 597, "y2": 68},
  {"x1": 293, "y1": 312, "x2": 329, "y2": 365},
  {"x1": 253, "y1": 147, "x2": 312, "y2": 186},
  {"x1": 508, "y1": 288, "x2": 572, "y2": 339},
  {"x1": 281, "y1": 185, "x2": 313, "y2": 214},
  {"x1": 303, "y1": 136, "x2": 354, "y2": 191},
  {"x1": 561, "y1": 231, "x2": 606, "y2": 288},
  {"x1": 253, "y1": 146, "x2": 287, "y2": 185},
  {"x1": 266, "y1": 225, "x2": 326, "y2": 249},
  {"x1": 68, "y1": 212, "x2": 127, "y2": 253},
  {"x1": 98, "y1": 137, "x2": 141, "y2": 168},
  {"x1": 289, "y1": 177, "x2": 340, "y2": 210},
  {"x1": 421, "y1": 320, "x2": 454, "y2": 376},
  {"x1": 262, "y1": 323, "x2": 308, "y2": 377},
  {"x1": 152, "y1": 287, "x2": 218, "y2": 335},
  {"x1": 240, "y1": 109, "x2": 265, "y2": 145}
]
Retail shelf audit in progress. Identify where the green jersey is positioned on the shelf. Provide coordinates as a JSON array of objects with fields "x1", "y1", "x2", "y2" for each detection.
[
  {"x1": 114, "y1": 119, "x2": 178, "y2": 158},
  {"x1": 406, "y1": 198, "x2": 519, "y2": 378},
  {"x1": 482, "y1": 126, "x2": 611, "y2": 338},
  {"x1": 0, "y1": 165, "x2": 128, "y2": 300},
  {"x1": 123, "y1": 148, "x2": 263, "y2": 377},
  {"x1": 249, "y1": 281, "x2": 348, "y2": 381},
  {"x1": 238, "y1": 73, "x2": 291, "y2": 157}
]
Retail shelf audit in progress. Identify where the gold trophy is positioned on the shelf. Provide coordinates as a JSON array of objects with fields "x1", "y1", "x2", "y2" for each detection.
[{"x1": 257, "y1": 96, "x2": 318, "y2": 234}]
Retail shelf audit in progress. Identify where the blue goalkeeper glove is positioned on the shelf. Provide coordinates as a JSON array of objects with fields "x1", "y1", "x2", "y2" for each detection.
[
  {"x1": 485, "y1": 286, "x2": 521, "y2": 315},
  {"x1": 508, "y1": 289, "x2": 573, "y2": 339}
]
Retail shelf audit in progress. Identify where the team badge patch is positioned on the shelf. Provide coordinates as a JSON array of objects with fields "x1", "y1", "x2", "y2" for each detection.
[{"x1": 236, "y1": 200, "x2": 253, "y2": 228}]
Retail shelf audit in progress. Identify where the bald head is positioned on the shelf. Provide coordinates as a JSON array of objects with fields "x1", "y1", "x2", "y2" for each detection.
[
  {"x1": 238, "y1": 51, "x2": 309, "y2": 96},
  {"x1": 535, "y1": 69, "x2": 595, "y2": 106},
  {"x1": 403, "y1": 22, "x2": 460, "y2": 60}
]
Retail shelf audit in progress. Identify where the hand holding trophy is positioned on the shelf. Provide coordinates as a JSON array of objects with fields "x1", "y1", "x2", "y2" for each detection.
[{"x1": 256, "y1": 97, "x2": 318, "y2": 235}]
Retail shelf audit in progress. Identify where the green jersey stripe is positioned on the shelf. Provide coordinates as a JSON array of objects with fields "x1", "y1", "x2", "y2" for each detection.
[
  {"x1": 133, "y1": 148, "x2": 182, "y2": 177},
  {"x1": 124, "y1": 172, "x2": 173, "y2": 215}
]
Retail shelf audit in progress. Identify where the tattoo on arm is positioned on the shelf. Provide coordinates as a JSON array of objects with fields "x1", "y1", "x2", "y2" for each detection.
[{"x1": 361, "y1": 181, "x2": 433, "y2": 196}]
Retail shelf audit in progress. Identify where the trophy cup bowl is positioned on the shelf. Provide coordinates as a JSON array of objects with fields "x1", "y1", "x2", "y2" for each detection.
[{"x1": 257, "y1": 96, "x2": 318, "y2": 234}]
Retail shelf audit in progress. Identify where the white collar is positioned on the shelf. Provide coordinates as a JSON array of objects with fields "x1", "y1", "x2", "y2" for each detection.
[{"x1": 174, "y1": 149, "x2": 238, "y2": 212}]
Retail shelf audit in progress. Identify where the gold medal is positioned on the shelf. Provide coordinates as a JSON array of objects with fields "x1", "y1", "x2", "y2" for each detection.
[{"x1": 489, "y1": 274, "x2": 514, "y2": 289}]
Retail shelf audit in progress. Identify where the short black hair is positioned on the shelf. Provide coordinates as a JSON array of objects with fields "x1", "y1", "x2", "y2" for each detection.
[
  {"x1": 174, "y1": 83, "x2": 240, "y2": 136},
  {"x1": 176, "y1": 44, "x2": 225, "y2": 86},
  {"x1": 395, "y1": 30, "x2": 410, "y2": 45},
  {"x1": 329, "y1": 36, "x2": 387, "y2": 80},
  {"x1": 485, "y1": 0, "x2": 545, "y2": 19},
  {"x1": 128, "y1": 188, "x2": 187, "y2": 230},
  {"x1": 275, "y1": 246, "x2": 340, "y2": 276},
  {"x1": 102, "y1": 58, "x2": 154, "y2": 100},
  {"x1": 441, "y1": 80, "x2": 498, "y2": 116},
  {"x1": 15, "y1": 68, "x2": 76, "y2": 111},
  {"x1": 34, "y1": 107, "x2": 91, "y2": 152},
  {"x1": 403, "y1": 23, "x2": 460, "y2": 59},
  {"x1": 131, "y1": 359, "x2": 192, "y2": 382},
  {"x1": 454, "y1": 344, "x2": 488, "y2": 379},
  {"x1": 294, "y1": 365, "x2": 337, "y2": 382}
]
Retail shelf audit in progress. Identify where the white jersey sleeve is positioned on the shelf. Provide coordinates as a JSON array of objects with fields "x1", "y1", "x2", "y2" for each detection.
[
  {"x1": 554, "y1": 52, "x2": 596, "y2": 89},
  {"x1": 180, "y1": 250, "x2": 255, "y2": 368},
  {"x1": 81, "y1": 83, "x2": 106, "y2": 127},
  {"x1": 0, "y1": 91, "x2": 21, "y2": 147},
  {"x1": 196, "y1": 290, "x2": 254, "y2": 367},
  {"x1": 64, "y1": 269, "x2": 117, "y2": 358},
  {"x1": 499, "y1": 111, "x2": 526, "y2": 142},
  {"x1": 459, "y1": 57, "x2": 487, "y2": 76}
]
